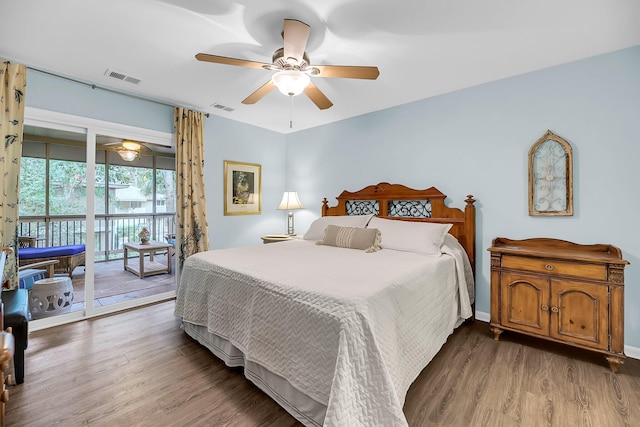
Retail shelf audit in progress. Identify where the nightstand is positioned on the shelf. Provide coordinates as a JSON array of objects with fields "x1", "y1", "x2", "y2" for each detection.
[{"x1": 261, "y1": 234, "x2": 302, "y2": 244}]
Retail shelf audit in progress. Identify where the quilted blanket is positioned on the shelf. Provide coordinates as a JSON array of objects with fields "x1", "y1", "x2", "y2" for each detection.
[{"x1": 175, "y1": 239, "x2": 473, "y2": 426}]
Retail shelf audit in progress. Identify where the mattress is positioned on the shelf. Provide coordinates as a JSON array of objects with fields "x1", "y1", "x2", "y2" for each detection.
[{"x1": 175, "y1": 238, "x2": 474, "y2": 426}]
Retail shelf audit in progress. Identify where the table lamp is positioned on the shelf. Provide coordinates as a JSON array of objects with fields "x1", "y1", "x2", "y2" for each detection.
[{"x1": 277, "y1": 191, "x2": 303, "y2": 235}]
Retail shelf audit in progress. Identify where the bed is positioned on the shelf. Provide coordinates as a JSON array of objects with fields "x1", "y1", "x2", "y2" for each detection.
[{"x1": 175, "y1": 183, "x2": 476, "y2": 427}]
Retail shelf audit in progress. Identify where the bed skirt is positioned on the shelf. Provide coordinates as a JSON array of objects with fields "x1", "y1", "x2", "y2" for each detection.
[{"x1": 183, "y1": 321, "x2": 326, "y2": 427}]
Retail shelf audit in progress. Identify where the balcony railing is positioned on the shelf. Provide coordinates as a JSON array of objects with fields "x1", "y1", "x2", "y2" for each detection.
[{"x1": 18, "y1": 213, "x2": 176, "y2": 261}]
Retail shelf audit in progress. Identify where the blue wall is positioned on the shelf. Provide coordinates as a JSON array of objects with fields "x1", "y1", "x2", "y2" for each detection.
[
  {"x1": 203, "y1": 116, "x2": 287, "y2": 249},
  {"x1": 23, "y1": 45, "x2": 640, "y2": 349},
  {"x1": 27, "y1": 69, "x2": 174, "y2": 133},
  {"x1": 286, "y1": 45, "x2": 640, "y2": 349}
]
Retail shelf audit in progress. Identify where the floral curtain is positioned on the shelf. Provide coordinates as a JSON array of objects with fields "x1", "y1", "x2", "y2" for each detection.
[
  {"x1": 0, "y1": 60, "x2": 26, "y2": 289},
  {"x1": 174, "y1": 107, "x2": 209, "y2": 272}
]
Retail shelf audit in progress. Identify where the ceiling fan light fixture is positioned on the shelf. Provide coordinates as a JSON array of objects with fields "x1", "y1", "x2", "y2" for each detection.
[
  {"x1": 118, "y1": 150, "x2": 139, "y2": 162},
  {"x1": 118, "y1": 140, "x2": 141, "y2": 161},
  {"x1": 271, "y1": 70, "x2": 310, "y2": 96}
]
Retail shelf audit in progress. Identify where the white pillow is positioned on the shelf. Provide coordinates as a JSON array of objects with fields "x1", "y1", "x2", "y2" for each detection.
[
  {"x1": 367, "y1": 216, "x2": 453, "y2": 255},
  {"x1": 303, "y1": 214, "x2": 374, "y2": 241}
]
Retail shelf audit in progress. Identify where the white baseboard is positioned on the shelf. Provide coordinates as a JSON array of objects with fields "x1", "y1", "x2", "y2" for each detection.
[
  {"x1": 475, "y1": 310, "x2": 490, "y2": 323},
  {"x1": 474, "y1": 310, "x2": 639, "y2": 361},
  {"x1": 624, "y1": 344, "x2": 640, "y2": 360}
]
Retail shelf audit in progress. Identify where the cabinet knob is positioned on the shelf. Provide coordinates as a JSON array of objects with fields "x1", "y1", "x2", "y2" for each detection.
[
  {"x1": 545, "y1": 264, "x2": 554, "y2": 271},
  {"x1": 551, "y1": 306, "x2": 559, "y2": 313},
  {"x1": 541, "y1": 305, "x2": 549, "y2": 311}
]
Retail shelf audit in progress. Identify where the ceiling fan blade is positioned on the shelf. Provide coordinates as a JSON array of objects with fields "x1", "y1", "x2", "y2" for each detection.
[
  {"x1": 195, "y1": 53, "x2": 270, "y2": 70},
  {"x1": 242, "y1": 81, "x2": 276, "y2": 104},
  {"x1": 313, "y1": 65, "x2": 380, "y2": 80},
  {"x1": 304, "y1": 82, "x2": 333, "y2": 110},
  {"x1": 283, "y1": 19, "x2": 310, "y2": 65}
]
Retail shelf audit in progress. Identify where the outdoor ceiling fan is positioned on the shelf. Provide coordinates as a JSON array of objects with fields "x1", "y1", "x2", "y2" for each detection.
[
  {"x1": 117, "y1": 141, "x2": 143, "y2": 161},
  {"x1": 195, "y1": 19, "x2": 380, "y2": 110}
]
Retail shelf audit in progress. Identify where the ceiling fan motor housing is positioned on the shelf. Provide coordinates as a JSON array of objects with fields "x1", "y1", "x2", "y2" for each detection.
[{"x1": 271, "y1": 47, "x2": 312, "y2": 71}]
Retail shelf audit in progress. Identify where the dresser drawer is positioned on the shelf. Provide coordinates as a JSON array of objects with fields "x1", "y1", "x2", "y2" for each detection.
[{"x1": 501, "y1": 255, "x2": 607, "y2": 280}]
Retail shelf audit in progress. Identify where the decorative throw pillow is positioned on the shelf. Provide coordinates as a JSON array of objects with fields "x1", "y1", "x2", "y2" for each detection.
[
  {"x1": 367, "y1": 217, "x2": 452, "y2": 255},
  {"x1": 303, "y1": 214, "x2": 375, "y2": 241},
  {"x1": 316, "y1": 225, "x2": 381, "y2": 253}
]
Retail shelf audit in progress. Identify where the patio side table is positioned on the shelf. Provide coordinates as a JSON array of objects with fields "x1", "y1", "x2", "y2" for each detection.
[{"x1": 123, "y1": 241, "x2": 172, "y2": 279}]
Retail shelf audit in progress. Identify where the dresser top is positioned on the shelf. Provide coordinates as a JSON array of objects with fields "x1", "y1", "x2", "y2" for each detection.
[{"x1": 488, "y1": 237, "x2": 629, "y2": 265}]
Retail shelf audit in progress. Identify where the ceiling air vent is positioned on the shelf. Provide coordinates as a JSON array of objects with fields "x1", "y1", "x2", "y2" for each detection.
[
  {"x1": 104, "y1": 69, "x2": 141, "y2": 85},
  {"x1": 210, "y1": 102, "x2": 234, "y2": 113}
]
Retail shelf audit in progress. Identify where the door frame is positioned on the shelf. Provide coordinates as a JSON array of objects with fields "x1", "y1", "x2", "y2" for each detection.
[{"x1": 24, "y1": 107, "x2": 176, "y2": 331}]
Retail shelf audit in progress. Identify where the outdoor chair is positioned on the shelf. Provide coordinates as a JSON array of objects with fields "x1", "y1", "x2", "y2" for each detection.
[
  {"x1": 165, "y1": 233, "x2": 176, "y2": 256},
  {"x1": 18, "y1": 259, "x2": 59, "y2": 290},
  {"x1": 17, "y1": 236, "x2": 36, "y2": 248}
]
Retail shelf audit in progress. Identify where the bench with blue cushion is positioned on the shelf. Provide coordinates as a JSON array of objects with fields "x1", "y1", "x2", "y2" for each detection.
[{"x1": 18, "y1": 244, "x2": 85, "y2": 279}]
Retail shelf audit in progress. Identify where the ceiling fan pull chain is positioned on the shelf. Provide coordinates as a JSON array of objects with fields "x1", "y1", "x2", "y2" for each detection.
[{"x1": 290, "y1": 94, "x2": 294, "y2": 129}]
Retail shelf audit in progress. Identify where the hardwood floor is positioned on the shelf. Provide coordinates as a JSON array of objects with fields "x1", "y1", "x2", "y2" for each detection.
[{"x1": 6, "y1": 301, "x2": 640, "y2": 426}]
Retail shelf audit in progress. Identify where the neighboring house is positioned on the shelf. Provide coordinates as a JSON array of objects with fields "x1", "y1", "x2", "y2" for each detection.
[
  {"x1": 113, "y1": 185, "x2": 164, "y2": 214},
  {"x1": 21, "y1": 45, "x2": 640, "y2": 356}
]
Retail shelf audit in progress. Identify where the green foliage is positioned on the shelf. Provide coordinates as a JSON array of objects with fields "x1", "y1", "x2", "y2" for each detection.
[
  {"x1": 18, "y1": 157, "x2": 46, "y2": 216},
  {"x1": 49, "y1": 159, "x2": 87, "y2": 215},
  {"x1": 19, "y1": 152, "x2": 176, "y2": 217}
]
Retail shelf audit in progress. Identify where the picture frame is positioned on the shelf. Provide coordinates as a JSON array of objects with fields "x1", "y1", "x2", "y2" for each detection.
[
  {"x1": 224, "y1": 160, "x2": 262, "y2": 215},
  {"x1": 528, "y1": 130, "x2": 573, "y2": 216}
]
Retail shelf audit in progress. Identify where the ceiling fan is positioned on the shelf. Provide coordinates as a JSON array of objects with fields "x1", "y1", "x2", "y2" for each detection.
[{"x1": 195, "y1": 19, "x2": 380, "y2": 110}]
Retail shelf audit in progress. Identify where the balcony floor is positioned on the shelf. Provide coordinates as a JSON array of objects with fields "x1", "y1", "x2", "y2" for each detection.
[{"x1": 69, "y1": 254, "x2": 175, "y2": 311}]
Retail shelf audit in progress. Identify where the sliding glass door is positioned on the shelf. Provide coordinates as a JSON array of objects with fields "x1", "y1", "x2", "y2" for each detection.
[
  {"x1": 93, "y1": 136, "x2": 176, "y2": 308},
  {"x1": 21, "y1": 108, "x2": 175, "y2": 330}
]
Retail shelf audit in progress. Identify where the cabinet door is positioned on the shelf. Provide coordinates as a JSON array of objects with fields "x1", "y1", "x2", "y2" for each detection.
[
  {"x1": 501, "y1": 272, "x2": 549, "y2": 336},
  {"x1": 549, "y1": 279, "x2": 609, "y2": 350}
]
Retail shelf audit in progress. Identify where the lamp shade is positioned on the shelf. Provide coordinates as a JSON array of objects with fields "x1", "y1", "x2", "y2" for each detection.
[
  {"x1": 271, "y1": 71, "x2": 310, "y2": 96},
  {"x1": 277, "y1": 191, "x2": 303, "y2": 210}
]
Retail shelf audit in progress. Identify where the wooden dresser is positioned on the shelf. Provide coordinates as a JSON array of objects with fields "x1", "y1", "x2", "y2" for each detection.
[{"x1": 488, "y1": 237, "x2": 628, "y2": 372}]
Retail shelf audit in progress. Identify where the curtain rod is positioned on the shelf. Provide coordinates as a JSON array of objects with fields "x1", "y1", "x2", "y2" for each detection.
[{"x1": 27, "y1": 66, "x2": 210, "y2": 118}]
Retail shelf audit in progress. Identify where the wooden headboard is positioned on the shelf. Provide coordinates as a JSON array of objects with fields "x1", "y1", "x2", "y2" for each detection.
[{"x1": 322, "y1": 182, "x2": 476, "y2": 271}]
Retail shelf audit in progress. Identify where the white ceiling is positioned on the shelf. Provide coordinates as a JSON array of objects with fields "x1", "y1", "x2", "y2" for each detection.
[{"x1": 2, "y1": 0, "x2": 639, "y2": 134}]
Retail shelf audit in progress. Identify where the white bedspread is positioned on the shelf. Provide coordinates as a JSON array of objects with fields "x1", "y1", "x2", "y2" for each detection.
[{"x1": 175, "y1": 239, "x2": 473, "y2": 427}]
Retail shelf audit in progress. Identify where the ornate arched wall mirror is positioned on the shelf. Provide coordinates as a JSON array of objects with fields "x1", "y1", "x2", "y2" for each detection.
[{"x1": 528, "y1": 130, "x2": 573, "y2": 216}]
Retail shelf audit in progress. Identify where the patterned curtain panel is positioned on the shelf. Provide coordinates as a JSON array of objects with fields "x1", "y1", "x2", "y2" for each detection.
[
  {"x1": 0, "y1": 60, "x2": 26, "y2": 289},
  {"x1": 174, "y1": 107, "x2": 210, "y2": 271}
]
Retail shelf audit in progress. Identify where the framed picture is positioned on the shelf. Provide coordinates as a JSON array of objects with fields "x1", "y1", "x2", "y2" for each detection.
[
  {"x1": 224, "y1": 160, "x2": 262, "y2": 215},
  {"x1": 528, "y1": 130, "x2": 573, "y2": 216}
]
